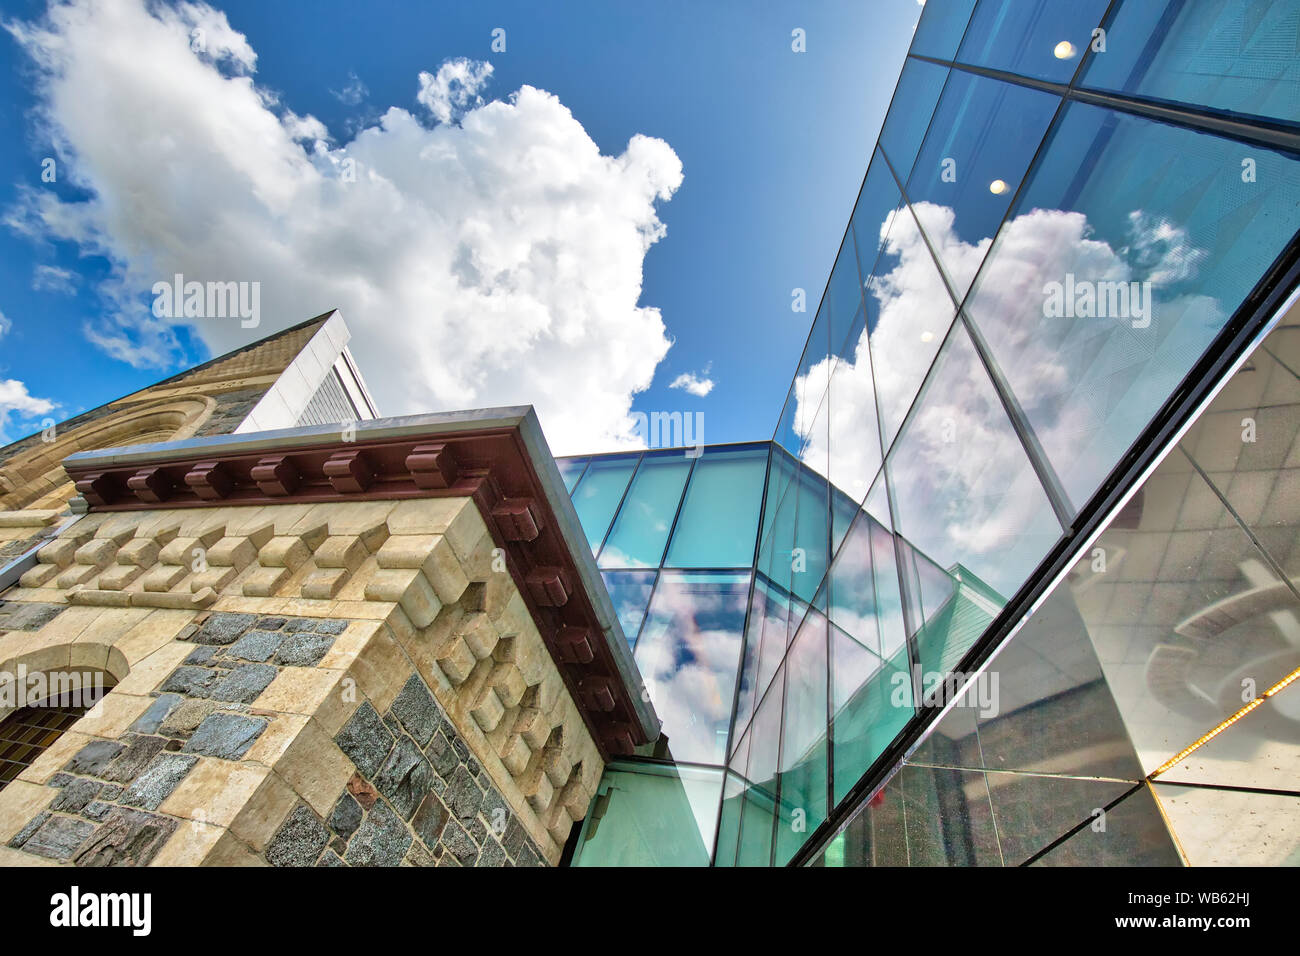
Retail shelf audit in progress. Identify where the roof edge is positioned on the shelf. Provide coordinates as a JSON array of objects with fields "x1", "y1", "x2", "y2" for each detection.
[{"x1": 60, "y1": 406, "x2": 660, "y2": 755}]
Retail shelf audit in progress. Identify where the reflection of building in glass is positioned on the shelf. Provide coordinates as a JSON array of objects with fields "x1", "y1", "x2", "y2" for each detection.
[{"x1": 568, "y1": 0, "x2": 1300, "y2": 866}]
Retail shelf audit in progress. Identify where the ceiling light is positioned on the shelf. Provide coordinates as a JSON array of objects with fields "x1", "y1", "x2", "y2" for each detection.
[
  {"x1": 989, "y1": 179, "x2": 1008, "y2": 195},
  {"x1": 1053, "y1": 40, "x2": 1076, "y2": 59}
]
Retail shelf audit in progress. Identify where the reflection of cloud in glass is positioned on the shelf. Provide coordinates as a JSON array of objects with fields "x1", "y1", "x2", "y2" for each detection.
[
  {"x1": 792, "y1": 201, "x2": 1221, "y2": 588},
  {"x1": 633, "y1": 572, "x2": 749, "y2": 764},
  {"x1": 828, "y1": 514, "x2": 908, "y2": 659},
  {"x1": 732, "y1": 581, "x2": 792, "y2": 745},
  {"x1": 965, "y1": 205, "x2": 1221, "y2": 505},
  {"x1": 600, "y1": 569, "x2": 656, "y2": 645}
]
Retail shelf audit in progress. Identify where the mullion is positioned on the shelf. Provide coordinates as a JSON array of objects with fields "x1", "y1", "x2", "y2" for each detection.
[{"x1": 908, "y1": 53, "x2": 1300, "y2": 156}]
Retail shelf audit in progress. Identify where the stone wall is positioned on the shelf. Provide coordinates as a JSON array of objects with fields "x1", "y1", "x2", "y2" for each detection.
[
  {"x1": 0, "y1": 496, "x2": 604, "y2": 866},
  {"x1": 0, "y1": 317, "x2": 329, "y2": 513},
  {"x1": 0, "y1": 510, "x2": 63, "y2": 562}
]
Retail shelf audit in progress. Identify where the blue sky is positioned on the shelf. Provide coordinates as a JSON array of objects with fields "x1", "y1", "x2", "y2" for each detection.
[{"x1": 0, "y1": 0, "x2": 921, "y2": 452}]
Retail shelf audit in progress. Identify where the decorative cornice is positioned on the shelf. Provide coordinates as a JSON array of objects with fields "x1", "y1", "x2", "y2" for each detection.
[{"x1": 61, "y1": 410, "x2": 659, "y2": 758}]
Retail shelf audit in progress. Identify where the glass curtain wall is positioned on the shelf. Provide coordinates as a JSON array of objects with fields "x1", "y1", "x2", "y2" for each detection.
[
  {"x1": 767, "y1": 0, "x2": 1300, "y2": 865},
  {"x1": 817, "y1": 307, "x2": 1300, "y2": 866},
  {"x1": 572, "y1": 0, "x2": 1300, "y2": 866},
  {"x1": 559, "y1": 443, "x2": 766, "y2": 865}
]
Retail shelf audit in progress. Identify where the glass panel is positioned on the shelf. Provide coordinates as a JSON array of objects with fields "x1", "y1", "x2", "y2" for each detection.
[
  {"x1": 1181, "y1": 321, "x2": 1300, "y2": 582},
  {"x1": 572, "y1": 763, "x2": 724, "y2": 867},
  {"x1": 664, "y1": 445, "x2": 767, "y2": 568},
  {"x1": 1083, "y1": 0, "x2": 1300, "y2": 126},
  {"x1": 885, "y1": 320, "x2": 1063, "y2": 605},
  {"x1": 906, "y1": 69, "x2": 1061, "y2": 298},
  {"x1": 965, "y1": 101, "x2": 1300, "y2": 510},
  {"x1": 599, "y1": 569, "x2": 658, "y2": 649},
  {"x1": 735, "y1": 666, "x2": 783, "y2": 867},
  {"x1": 1139, "y1": 332, "x2": 1300, "y2": 796},
  {"x1": 776, "y1": 291, "x2": 833, "y2": 455},
  {"x1": 864, "y1": 465, "x2": 893, "y2": 536},
  {"x1": 774, "y1": 378, "x2": 800, "y2": 455},
  {"x1": 732, "y1": 576, "x2": 795, "y2": 750},
  {"x1": 879, "y1": 57, "x2": 951, "y2": 184},
  {"x1": 901, "y1": 764, "x2": 1003, "y2": 866},
  {"x1": 830, "y1": 483, "x2": 909, "y2": 658},
  {"x1": 712, "y1": 770, "x2": 746, "y2": 867},
  {"x1": 825, "y1": 774, "x2": 908, "y2": 865},
  {"x1": 827, "y1": 307, "x2": 882, "y2": 533},
  {"x1": 827, "y1": 236, "x2": 864, "y2": 369},
  {"x1": 913, "y1": 561, "x2": 1000, "y2": 681},
  {"x1": 955, "y1": 0, "x2": 1112, "y2": 84},
  {"x1": 899, "y1": 535, "x2": 957, "y2": 656},
  {"x1": 910, "y1": 0, "x2": 977, "y2": 62},
  {"x1": 757, "y1": 445, "x2": 799, "y2": 587},
  {"x1": 831, "y1": 624, "x2": 913, "y2": 806},
  {"x1": 799, "y1": 377, "x2": 831, "y2": 481},
  {"x1": 1152, "y1": 682, "x2": 1300, "y2": 795},
  {"x1": 984, "y1": 770, "x2": 1134, "y2": 865},
  {"x1": 1032, "y1": 784, "x2": 1184, "y2": 866},
  {"x1": 597, "y1": 452, "x2": 692, "y2": 569},
  {"x1": 556, "y1": 457, "x2": 588, "y2": 493},
  {"x1": 570, "y1": 453, "x2": 640, "y2": 552},
  {"x1": 727, "y1": 722, "x2": 751, "y2": 784},
  {"x1": 1154, "y1": 784, "x2": 1299, "y2": 866},
  {"x1": 866, "y1": 486, "x2": 906, "y2": 660},
  {"x1": 1070, "y1": 448, "x2": 1300, "y2": 776},
  {"x1": 820, "y1": 763, "x2": 1001, "y2": 865},
  {"x1": 775, "y1": 610, "x2": 829, "y2": 865},
  {"x1": 970, "y1": 586, "x2": 1144, "y2": 780},
  {"x1": 789, "y1": 411, "x2": 830, "y2": 607},
  {"x1": 633, "y1": 570, "x2": 750, "y2": 764},
  {"x1": 866, "y1": 203, "x2": 960, "y2": 449},
  {"x1": 849, "y1": 149, "x2": 904, "y2": 319},
  {"x1": 830, "y1": 483, "x2": 863, "y2": 558},
  {"x1": 826, "y1": 243, "x2": 868, "y2": 361},
  {"x1": 795, "y1": 310, "x2": 833, "y2": 471},
  {"x1": 907, "y1": 690, "x2": 979, "y2": 770}
]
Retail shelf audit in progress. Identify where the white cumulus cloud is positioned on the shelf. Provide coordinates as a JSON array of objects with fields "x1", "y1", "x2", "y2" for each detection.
[
  {"x1": 668, "y1": 365, "x2": 714, "y2": 397},
  {"x1": 6, "y1": 0, "x2": 684, "y2": 455},
  {"x1": 0, "y1": 379, "x2": 57, "y2": 444},
  {"x1": 416, "y1": 57, "x2": 494, "y2": 125}
]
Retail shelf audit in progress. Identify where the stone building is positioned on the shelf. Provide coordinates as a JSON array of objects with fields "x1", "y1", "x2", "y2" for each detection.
[{"x1": 0, "y1": 313, "x2": 657, "y2": 866}]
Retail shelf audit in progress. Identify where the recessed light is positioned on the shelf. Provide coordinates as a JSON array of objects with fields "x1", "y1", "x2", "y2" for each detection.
[
  {"x1": 989, "y1": 179, "x2": 1008, "y2": 195},
  {"x1": 920, "y1": 331, "x2": 934, "y2": 343},
  {"x1": 1053, "y1": 40, "x2": 1076, "y2": 59}
]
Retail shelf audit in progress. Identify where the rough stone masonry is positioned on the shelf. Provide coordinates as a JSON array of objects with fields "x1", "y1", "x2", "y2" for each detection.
[{"x1": 0, "y1": 495, "x2": 610, "y2": 866}]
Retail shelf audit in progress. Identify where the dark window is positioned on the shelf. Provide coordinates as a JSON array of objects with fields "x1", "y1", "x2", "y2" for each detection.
[{"x1": 0, "y1": 695, "x2": 97, "y2": 790}]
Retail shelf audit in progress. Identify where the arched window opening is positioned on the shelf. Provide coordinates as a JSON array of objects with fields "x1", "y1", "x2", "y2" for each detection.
[{"x1": 0, "y1": 672, "x2": 115, "y2": 790}]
